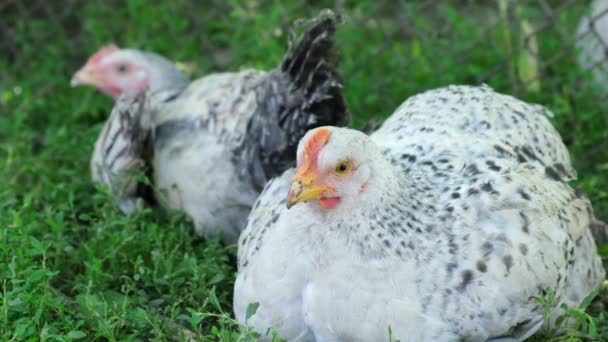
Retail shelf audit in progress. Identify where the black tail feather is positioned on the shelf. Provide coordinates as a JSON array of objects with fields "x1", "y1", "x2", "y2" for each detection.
[
  {"x1": 238, "y1": 9, "x2": 349, "y2": 188},
  {"x1": 278, "y1": 8, "x2": 349, "y2": 145}
]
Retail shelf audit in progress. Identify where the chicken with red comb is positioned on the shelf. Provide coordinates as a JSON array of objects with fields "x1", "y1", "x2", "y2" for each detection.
[
  {"x1": 82, "y1": 10, "x2": 349, "y2": 242},
  {"x1": 71, "y1": 44, "x2": 187, "y2": 98},
  {"x1": 234, "y1": 85, "x2": 605, "y2": 341}
]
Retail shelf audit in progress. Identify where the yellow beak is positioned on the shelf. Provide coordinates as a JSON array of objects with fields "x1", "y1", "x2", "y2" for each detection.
[
  {"x1": 286, "y1": 175, "x2": 334, "y2": 209},
  {"x1": 70, "y1": 67, "x2": 100, "y2": 87}
]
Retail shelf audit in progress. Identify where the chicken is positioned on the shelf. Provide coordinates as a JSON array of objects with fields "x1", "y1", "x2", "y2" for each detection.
[
  {"x1": 71, "y1": 44, "x2": 188, "y2": 98},
  {"x1": 234, "y1": 85, "x2": 604, "y2": 341},
  {"x1": 576, "y1": 0, "x2": 608, "y2": 93},
  {"x1": 84, "y1": 10, "x2": 348, "y2": 242}
]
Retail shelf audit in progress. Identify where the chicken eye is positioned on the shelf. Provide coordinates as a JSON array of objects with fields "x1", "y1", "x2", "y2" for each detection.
[
  {"x1": 116, "y1": 64, "x2": 128, "y2": 73},
  {"x1": 335, "y1": 160, "x2": 352, "y2": 176}
]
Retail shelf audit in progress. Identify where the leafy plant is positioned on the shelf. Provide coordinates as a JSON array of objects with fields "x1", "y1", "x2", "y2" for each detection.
[{"x1": 531, "y1": 287, "x2": 608, "y2": 341}]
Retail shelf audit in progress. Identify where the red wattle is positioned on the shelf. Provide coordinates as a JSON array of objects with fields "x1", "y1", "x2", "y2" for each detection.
[{"x1": 319, "y1": 196, "x2": 341, "y2": 209}]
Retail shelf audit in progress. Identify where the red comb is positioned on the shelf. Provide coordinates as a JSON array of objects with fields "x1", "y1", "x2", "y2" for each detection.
[
  {"x1": 304, "y1": 128, "x2": 331, "y2": 160},
  {"x1": 298, "y1": 127, "x2": 331, "y2": 176},
  {"x1": 88, "y1": 44, "x2": 120, "y2": 65}
]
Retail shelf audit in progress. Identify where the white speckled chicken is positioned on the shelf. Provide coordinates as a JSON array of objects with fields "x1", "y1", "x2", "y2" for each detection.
[
  {"x1": 234, "y1": 85, "x2": 605, "y2": 341},
  {"x1": 80, "y1": 10, "x2": 348, "y2": 242}
]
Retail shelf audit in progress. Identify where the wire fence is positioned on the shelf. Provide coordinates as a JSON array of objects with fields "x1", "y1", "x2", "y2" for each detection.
[
  {"x1": 2, "y1": 0, "x2": 608, "y2": 100},
  {"x1": 338, "y1": 0, "x2": 608, "y2": 97}
]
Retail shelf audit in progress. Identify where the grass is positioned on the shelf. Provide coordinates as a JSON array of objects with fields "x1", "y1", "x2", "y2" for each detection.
[{"x1": 1, "y1": 0, "x2": 607, "y2": 340}]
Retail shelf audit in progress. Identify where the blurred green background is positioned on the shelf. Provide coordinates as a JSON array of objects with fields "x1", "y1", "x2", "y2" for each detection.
[{"x1": 1, "y1": 0, "x2": 607, "y2": 340}]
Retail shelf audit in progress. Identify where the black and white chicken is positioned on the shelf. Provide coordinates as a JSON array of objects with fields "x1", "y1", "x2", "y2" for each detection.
[{"x1": 74, "y1": 10, "x2": 348, "y2": 242}]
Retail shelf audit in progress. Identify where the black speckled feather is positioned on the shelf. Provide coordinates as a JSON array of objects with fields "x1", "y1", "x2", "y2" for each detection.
[{"x1": 234, "y1": 9, "x2": 349, "y2": 190}]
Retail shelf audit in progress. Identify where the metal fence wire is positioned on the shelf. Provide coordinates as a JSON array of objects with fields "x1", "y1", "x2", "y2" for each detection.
[{"x1": 2, "y1": 0, "x2": 608, "y2": 101}]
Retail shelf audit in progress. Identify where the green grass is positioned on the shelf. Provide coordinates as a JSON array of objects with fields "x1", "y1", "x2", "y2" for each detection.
[{"x1": 1, "y1": 0, "x2": 607, "y2": 340}]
